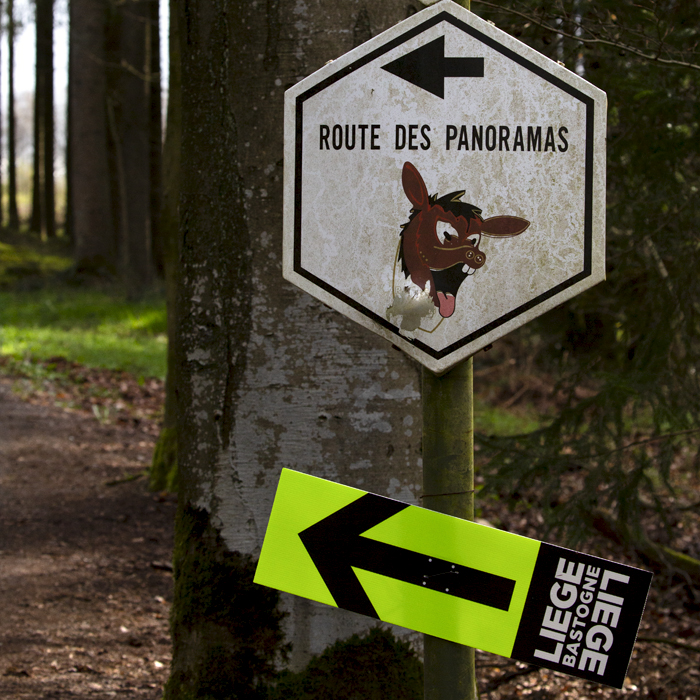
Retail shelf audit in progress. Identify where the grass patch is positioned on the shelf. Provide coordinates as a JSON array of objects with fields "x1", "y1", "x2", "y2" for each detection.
[
  {"x1": 0, "y1": 287, "x2": 167, "y2": 379},
  {"x1": 0, "y1": 239, "x2": 73, "y2": 287}
]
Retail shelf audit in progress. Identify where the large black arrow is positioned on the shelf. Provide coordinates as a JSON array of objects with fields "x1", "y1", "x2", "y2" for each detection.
[
  {"x1": 382, "y1": 35, "x2": 484, "y2": 99},
  {"x1": 299, "y1": 493, "x2": 515, "y2": 619}
]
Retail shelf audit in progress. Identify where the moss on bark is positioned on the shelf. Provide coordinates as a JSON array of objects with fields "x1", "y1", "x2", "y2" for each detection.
[
  {"x1": 267, "y1": 627, "x2": 423, "y2": 700},
  {"x1": 164, "y1": 504, "x2": 288, "y2": 700},
  {"x1": 149, "y1": 427, "x2": 177, "y2": 492}
]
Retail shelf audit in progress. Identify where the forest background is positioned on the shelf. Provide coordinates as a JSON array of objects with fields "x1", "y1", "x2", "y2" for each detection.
[{"x1": 0, "y1": 0, "x2": 699, "y2": 698}]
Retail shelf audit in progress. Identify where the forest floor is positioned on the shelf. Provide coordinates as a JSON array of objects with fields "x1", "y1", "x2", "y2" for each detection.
[
  {"x1": 0, "y1": 362, "x2": 175, "y2": 699},
  {"x1": 0, "y1": 358, "x2": 699, "y2": 699}
]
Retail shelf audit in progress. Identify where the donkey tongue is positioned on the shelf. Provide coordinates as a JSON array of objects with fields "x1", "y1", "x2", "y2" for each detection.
[{"x1": 437, "y1": 292, "x2": 456, "y2": 318}]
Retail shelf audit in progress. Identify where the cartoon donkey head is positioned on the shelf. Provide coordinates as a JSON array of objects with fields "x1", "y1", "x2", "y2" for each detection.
[{"x1": 398, "y1": 161, "x2": 529, "y2": 319}]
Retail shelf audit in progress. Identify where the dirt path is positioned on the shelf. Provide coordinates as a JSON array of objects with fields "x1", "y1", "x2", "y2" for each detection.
[{"x1": 0, "y1": 378, "x2": 176, "y2": 699}]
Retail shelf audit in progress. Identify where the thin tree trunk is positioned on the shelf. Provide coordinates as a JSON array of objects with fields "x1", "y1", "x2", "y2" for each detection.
[
  {"x1": 150, "y1": 0, "x2": 179, "y2": 492},
  {"x1": 30, "y1": 0, "x2": 43, "y2": 234},
  {"x1": 107, "y1": 0, "x2": 152, "y2": 291},
  {"x1": 0, "y1": 0, "x2": 4, "y2": 230},
  {"x1": 42, "y1": 0, "x2": 55, "y2": 238},
  {"x1": 65, "y1": 13, "x2": 73, "y2": 242},
  {"x1": 70, "y1": 0, "x2": 155, "y2": 281},
  {"x1": 69, "y1": 0, "x2": 115, "y2": 270},
  {"x1": 149, "y1": 0, "x2": 163, "y2": 278},
  {"x1": 30, "y1": 0, "x2": 55, "y2": 237},
  {"x1": 7, "y1": 0, "x2": 19, "y2": 231}
]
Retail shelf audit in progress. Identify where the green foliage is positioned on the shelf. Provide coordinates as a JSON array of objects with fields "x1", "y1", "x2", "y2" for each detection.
[
  {"x1": 267, "y1": 628, "x2": 423, "y2": 700},
  {"x1": 150, "y1": 426, "x2": 178, "y2": 491},
  {"x1": 0, "y1": 238, "x2": 167, "y2": 379},
  {"x1": 0, "y1": 288, "x2": 167, "y2": 378},
  {"x1": 0, "y1": 240, "x2": 73, "y2": 288},
  {"x1": 472, "y1": 0, "x2": 700, "y2": 546},
  {"x1": 165, "y1": 505, "x2": 288, "y2": 700},
  {"x1": 474, "y1": 395, "x2": 543, "y2": 436}
]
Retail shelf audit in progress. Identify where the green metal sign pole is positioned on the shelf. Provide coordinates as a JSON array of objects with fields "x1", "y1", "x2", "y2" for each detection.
[
  {"x1": 423, "y1": 0, "x2": 476, "y2": 680},
  {"x1": 422, "y1": 357, "x2": 478, "y2": 700}
]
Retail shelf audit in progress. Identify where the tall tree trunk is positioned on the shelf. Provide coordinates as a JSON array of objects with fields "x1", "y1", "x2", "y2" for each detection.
[
  {"x1": 69, "y1": 0, "x2": 158, "y2": 278},
  {"x1": 7, "y1": 0, "x2": 19, "y2": 231},
  {"x1": 65, "y1": 15, "x2": 73, "y2": 242},
  {"x1": 30, "y1": 22, "x2": 42, "y2": 234},
  {"x1": 105, "y1": 0, "x2": 154, "y2": 292},
  {"x1": 165, "y1": 0, "x2": 258, "y2": 692},
  {"x1": 0, "y1": 0, "x2": 3, "y2": 229},
  {"x1": 42, "y1": 0, "x2": 55, "y2": 238},
  {"x1": 149, "y1": 0, "x2": 164, "y2": 278},
  {"x1": 69, "y1": 0, "x2": 115, "y2": 270},
  {"x1": 166, "y1": 1, "x2": 422, "y2": 695},
  {"x1": 30, "y1": 0, "x2": 55, "y2": 237},
  {"x1": 150, "y1": 0, "x2": 180, "y2": 492}
]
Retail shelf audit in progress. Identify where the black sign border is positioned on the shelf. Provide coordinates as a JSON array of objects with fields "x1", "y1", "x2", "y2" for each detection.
[{"x1": 293, "y1": 11, "x2": 595, "y2": 361}]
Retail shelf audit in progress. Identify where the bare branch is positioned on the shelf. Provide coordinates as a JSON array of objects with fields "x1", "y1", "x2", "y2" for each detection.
[
  {"x1": 595, "y1": 427, "x2": 700, "y2": 460},
  {"x1": 472, "y1": 0, "x2": 700, "y2": 72}
]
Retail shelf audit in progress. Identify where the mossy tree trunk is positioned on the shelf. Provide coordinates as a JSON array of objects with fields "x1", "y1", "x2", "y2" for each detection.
[
  {"x1": 166, "y1": 1, "x2": 427, "y2": 695},
  {"x1": 166, "y1": 0, "x2": 270, "y2": 694}
]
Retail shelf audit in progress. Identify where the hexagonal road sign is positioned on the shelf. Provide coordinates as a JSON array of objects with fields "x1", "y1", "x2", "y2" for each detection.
[{"x1": 283, "y1": 0, "x2": 606, "y2": 374}]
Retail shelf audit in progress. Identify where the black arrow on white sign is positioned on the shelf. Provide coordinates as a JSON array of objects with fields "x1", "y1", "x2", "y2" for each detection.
[
  {"x1": 382, "y1": 35, "x2": 484, "y2": 98},
  {"x1": 299, "y1": 492, "x2": 515, "y2": 619}
]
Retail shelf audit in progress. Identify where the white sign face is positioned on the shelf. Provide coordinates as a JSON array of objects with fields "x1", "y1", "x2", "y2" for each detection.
[{"x1": 283, "y1": 0, "x2": 606, "y2": 374}]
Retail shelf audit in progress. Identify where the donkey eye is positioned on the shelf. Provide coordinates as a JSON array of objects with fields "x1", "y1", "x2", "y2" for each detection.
[{"x1": 436, "y1": 222, "x2": 459, "y2": 245}]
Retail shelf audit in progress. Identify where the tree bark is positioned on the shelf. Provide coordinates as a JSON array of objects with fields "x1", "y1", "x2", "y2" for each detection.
[
  {"x1": 69, "y1": 0, "x2": 159, "y2": 282},
  {"x1": 0, "y1": 0, "x2": 3, "y2": 229},
  {"x1": 30, "y1": 8, "x2": 42, "y2": 235},
  {"x1": 166, "y1": 1, "x2": 425, "y2": 695},
  {"x1": 42, "y1": 0, "x2": 56, "y2": 238},
  {"x1": 150, "y1": 0, "x2": 181, "y2": 492},
  {"x1": 30, "y1": 0, "x2": 55, "y2": 237},
  {"x1": 166, "y1": 0, "x2": 261, "y2": 692},
  {"x1": 7, "y1": 0, "x2": 19, "y2": 231},
  {"x1": 65, "y1": 0, "x2": 73, "y2": 241},
  {"x1": 69, "y1": 0, "x2": 115, "y2": 269},
  {"x1": 149, "y1": 0, "x2": 163, "y2": 278},
  {"x1": 106, "y1": 0, "x2": 153, "y2": 289}
]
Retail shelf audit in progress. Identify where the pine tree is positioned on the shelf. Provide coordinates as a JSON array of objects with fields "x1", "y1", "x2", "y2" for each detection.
[{"x1": 473, "y1": 0, "x2": 700, "y2": 570}]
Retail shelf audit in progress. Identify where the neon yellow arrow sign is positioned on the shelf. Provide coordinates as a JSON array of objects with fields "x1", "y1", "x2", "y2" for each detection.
[{"x1": 255, "y1": 469, "x2": 651, "y2": 688}]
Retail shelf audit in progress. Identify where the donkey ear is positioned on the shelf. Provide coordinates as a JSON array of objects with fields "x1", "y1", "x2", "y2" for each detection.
[
  {"x1": 481, "y1": 216, "x2": 530, "y2": 237},
  {"x1": 402, "y1": 162, "x2": 430, "y2": 211}
]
